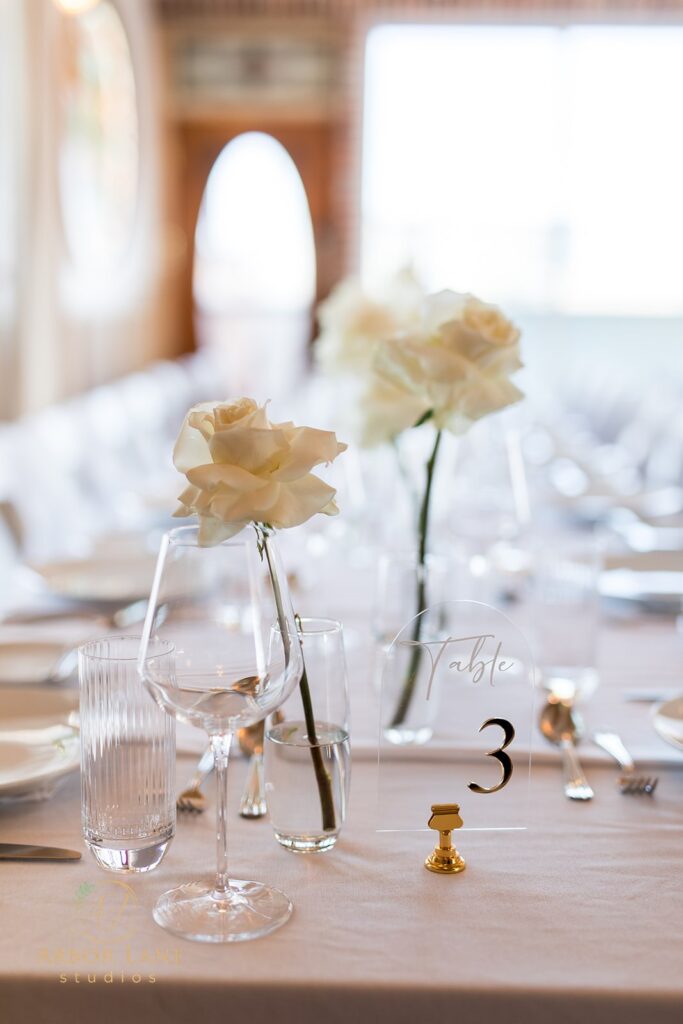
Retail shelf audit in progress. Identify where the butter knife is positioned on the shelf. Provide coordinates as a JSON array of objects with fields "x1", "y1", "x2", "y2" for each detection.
[{"x1": 0, "y1": 842, "x2": 81, "y2": 861}]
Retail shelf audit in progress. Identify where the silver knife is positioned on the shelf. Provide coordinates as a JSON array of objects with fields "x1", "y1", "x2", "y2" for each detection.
[{"x1": 0, "y1": 842, "x2": 81, "y2": 861}]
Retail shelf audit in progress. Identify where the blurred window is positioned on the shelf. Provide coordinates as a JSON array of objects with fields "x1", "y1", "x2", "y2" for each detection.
[
  {"x1": 193, "y1": 131, "x2": 316, "y2": 316},
  {"x1": 362, "y1": 24, "x2": 683, "y2": 317},
  {"x1": 58, "y1": 0, "x2": 139, "y2": 273}
]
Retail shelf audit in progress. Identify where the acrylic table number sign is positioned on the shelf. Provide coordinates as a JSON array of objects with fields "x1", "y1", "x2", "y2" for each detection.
[{"x1": 376, "y1": 601, "x2": 537, "y2": 868}]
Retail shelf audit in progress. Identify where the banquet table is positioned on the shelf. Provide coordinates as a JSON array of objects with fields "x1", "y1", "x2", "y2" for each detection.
[{"x1": 1, "y1": 558, "x2": 683, "y2": 1024}]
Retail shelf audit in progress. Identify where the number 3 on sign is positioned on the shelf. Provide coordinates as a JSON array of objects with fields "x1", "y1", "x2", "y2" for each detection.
[{"x1": 468, "y1": 718, "x2": 515, "y2": 795}]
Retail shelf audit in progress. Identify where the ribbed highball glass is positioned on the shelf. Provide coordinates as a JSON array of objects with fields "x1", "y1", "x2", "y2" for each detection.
[{"x1": 79, "y1": 635, "x2": 176, "y2": 873}]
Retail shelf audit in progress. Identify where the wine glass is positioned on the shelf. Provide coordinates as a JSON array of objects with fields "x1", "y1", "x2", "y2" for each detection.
[{"x1": 138, "y1": 524, "x2": 303, "y2": 943}]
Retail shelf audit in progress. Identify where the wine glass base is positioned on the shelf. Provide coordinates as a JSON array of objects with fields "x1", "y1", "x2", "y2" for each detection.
[{"x1": 152, "y1": 878, "x2": 293, "y2": 943}]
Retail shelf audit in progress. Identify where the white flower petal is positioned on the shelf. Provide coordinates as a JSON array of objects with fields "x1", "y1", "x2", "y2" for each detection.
[
  {"x1": 209, "y1": 427, "x2": 288, "y2": 473},
  {"x1": 268, "y1": 475, "x2": 338, "y2": 529},
  {"x1": 197, "y1": 514, "x2": 246, "y2": 546},
  {"x1": 187, "y1": 463, "x2": 269, "y2": 494},
  {"x1": 173, "y1": 416, "x2": 213, "y2": 474},
  {"x1": 271, "y1": 425, "x2": 347, "y2": 481}
]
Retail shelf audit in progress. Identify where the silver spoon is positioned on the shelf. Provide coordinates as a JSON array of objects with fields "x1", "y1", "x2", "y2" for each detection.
[{"x1": 539, "y1": 698, "x2": 594, "y2": 801}]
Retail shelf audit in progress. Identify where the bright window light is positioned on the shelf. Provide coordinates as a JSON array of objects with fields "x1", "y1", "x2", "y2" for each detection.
[
  {"x1": 362, "y1": 24, "x2": 683, "y2": 316},
  {"x1": 194, "y1": 131, "x2": 316, "y2": 314}
]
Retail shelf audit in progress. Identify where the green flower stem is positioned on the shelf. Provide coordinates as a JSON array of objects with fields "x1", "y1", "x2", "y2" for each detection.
[
  {"x1": 260, "y1": 528, "x2": 337, "y2": 832},
  {"x1": 293, "y1": 616, "x2": 337, "y2": 831},
  {"x1": 389, "y1": 427, "x2": 443, "y2": 729}
]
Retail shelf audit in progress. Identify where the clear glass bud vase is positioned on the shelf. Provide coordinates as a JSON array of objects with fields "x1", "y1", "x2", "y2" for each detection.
[
  {"x1": 264, "y1": 618, "x2": 351, "y2": 853},
  {"x1": 374, "y1": 551, "x2": 452, "y2": 745}
]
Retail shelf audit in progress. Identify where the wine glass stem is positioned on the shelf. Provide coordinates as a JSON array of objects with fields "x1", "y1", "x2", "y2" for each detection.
[{"x1": 211, "y1": 732, "x2": 232, "y2": 897}]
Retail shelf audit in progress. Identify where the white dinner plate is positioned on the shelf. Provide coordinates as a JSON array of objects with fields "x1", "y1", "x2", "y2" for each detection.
[
  {"x1": 0, "y1": 687, "x2": 80, "y2": 800},
  {"x1": 0, "y1": 641, "x2": 72, "y2": 686},
  {"x1": 601, "y1": 551, "x2": 683, "y2": 613},
  {"x1": 29, "y1": 554, "x2": 158, "y2": 606},
  {"x1": 0, "y1": 688, "x2": 80, "y2": 798},
  {"x1": 652, "y1": 696, "x2": 683, "y2": 753},
  {"x1": 567, "y1": 487, "x2": 683, "y2": 524}
]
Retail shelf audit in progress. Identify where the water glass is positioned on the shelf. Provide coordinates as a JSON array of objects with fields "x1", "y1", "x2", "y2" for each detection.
[
  {"x1": 532, "y1": 535, "x2": 602, "y2": 702},
  {"x1": 264, "y1": 618, "x2": 350, "y2": 854},
  {"x1": 79, "y1": 635, "x2": 176, "y2": 873}
]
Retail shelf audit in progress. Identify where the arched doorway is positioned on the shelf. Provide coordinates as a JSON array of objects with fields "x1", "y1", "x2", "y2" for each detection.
[
  {"x1": 175, "y1": 116, "x2": 342, "y2": 364},
  {"x1": 193, "y1": 131, "x2": 316, "y2": 400}
]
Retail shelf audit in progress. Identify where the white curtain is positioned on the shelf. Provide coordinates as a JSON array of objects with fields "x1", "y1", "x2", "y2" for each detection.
[{"x1": 0, "y1": 0, "x2": 166, "y2": 420}]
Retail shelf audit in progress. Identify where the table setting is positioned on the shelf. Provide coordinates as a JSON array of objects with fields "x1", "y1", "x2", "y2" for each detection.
[{"x1": 0, "y1": 280, "x2": 682, "y2": 1024}]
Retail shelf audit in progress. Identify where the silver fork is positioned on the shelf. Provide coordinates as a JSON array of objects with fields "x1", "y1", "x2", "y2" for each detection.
[
  {"x1": 176, "y1": 747, "x2": 214, "y2": 814},
  {"x1": 592, "y1": 732, "x2": 659, "y2": 795}
]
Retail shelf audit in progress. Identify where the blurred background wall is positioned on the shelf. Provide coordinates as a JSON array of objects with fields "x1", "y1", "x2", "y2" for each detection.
[{"x1": 1, "y1": 0, "x2": 681, "y2": 420}]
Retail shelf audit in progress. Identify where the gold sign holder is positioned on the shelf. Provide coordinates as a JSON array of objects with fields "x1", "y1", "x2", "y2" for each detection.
[{"x1": 425, "y1": 803, "x2": 466, "y2": 874}]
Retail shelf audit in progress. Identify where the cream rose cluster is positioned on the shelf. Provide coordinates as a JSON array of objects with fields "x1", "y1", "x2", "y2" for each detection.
[
  {"x1": 173, "y1": 398, "x2": 347, "y2": 545},
  {"x1": 360, "y1": 290, "x2": 523, "y2": 446},
  {"x1": 315, "y1": 269, "x2": 424, "y2": 374}
]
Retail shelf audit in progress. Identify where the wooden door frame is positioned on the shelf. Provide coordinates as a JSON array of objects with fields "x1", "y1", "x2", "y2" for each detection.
[{"x1": 177, "y1": 116, "x2": 344, "y2": 354}]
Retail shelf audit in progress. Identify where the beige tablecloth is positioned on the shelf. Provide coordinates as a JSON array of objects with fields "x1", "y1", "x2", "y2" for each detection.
[
  {"x1": 1, "y1": 563, "x2": 683, "y2": 1023},
  {"x1": 0, "y1": 753, "x2": 682, "y2": 1024}
]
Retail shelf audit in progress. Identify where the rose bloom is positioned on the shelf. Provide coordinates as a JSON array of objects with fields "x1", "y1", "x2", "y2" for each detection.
[
  {"x1": 315, "y1": 270, "x2": 424, "y2": 374},
  {"x1": 173, "y1": 398, "x2": 347, "y2": 545},
  {"x1": 359, "y1": 290, "x2": 523, "y2": 446}
]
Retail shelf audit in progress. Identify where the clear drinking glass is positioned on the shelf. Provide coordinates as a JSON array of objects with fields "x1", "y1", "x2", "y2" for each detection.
[
  {"x1": 264, "y1": 617, "x2": 351, "y2": 853},
  {"x1": 533, "y1": 535, "x2": 602, "y2": 702},
  {"x1": 79, "y1": 635, "x2": 175, "y2": 873},
  {"x1": 138, "y1": 525, "x2": 303, "y2": 943}
]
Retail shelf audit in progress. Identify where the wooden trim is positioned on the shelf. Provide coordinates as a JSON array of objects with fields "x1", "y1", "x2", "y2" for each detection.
[
  {"x1": 159, "y1": 1, "x2": 681, "y2": 17},
  {"x1": 175, "y1": 117, "x2": 349, "y2": 353}
]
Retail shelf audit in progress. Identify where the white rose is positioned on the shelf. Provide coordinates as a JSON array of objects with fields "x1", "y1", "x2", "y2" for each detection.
[
  {"x1": 173, "y1": 398, "x2": 347, "y2": 545},
  {"x1": 359, "y1": 291, "x2": 523, "y2": 445},
  {"x1": 459, "y1": 293, "x2": 521, "y2": 347},
  {"x1": 356, "y1": 378, "x2": 427, "y2": 449},
  {"x1": 422, "y1": 291, "x2": 520, "y2": 347},
  {"x1": 315, "y1": 270, "x2": 424, "y2": 374}
]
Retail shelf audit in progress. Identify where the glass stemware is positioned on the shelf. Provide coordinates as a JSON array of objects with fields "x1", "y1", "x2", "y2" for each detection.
[{"x1": 138, "y1": 524, "x2": 303, "y2": 943}]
